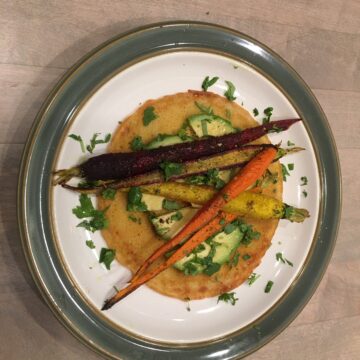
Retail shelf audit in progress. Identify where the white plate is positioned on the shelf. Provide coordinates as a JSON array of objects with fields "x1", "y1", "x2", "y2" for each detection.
[{"x1": 52, "y1": 51, "x2": 320, "y2": 343}]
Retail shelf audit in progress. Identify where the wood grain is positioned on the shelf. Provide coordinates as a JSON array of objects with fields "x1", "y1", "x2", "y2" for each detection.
[{"x1": 0, "y1": 0, "x2": 359, "y2": 359}]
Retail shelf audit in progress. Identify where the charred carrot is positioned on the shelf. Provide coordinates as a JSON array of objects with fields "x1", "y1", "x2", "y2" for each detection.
[
  {"x1": 131, "y1": 146, "x2": 278, "y2": 282},
  {"x1": 54, "y1": 119, "x2": 299, "y2": 184},
  {"x1": 102, "y1": 212, "x2": 236, "y2": 310}
]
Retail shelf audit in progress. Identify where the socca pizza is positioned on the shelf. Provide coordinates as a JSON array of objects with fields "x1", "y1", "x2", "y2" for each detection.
[{"x1": 54, "y1": 82, "x2": 308, "y2": 310}]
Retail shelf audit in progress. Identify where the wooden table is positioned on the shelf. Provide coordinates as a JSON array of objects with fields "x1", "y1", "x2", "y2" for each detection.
[{"x1": 1, "y1": 1, "x2": 359, "y2": 359}]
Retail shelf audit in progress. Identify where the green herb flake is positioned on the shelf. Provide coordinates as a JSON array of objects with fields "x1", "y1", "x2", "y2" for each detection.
[
  {"x1": 242, "y1": 254, "x2": 251, "y2": 261},
  {"x1": 276, "y1": 252, "x2": 294, "y2": 267},
  {"x1": 288, "y1": 163, "x2": 294, "y2": 171},
  {"x1": 101, "y1": 188, "x2": 116, "y2": 200},
  {"x1": 72, "y1": 194, "x2": 108, "y2": 232},
  {"x1": 300, "y1": 176, "x2": 308, "y2": 186},
  {"x1": 302, "y1": 190, "x2": 308, "y2": 198},
  {"x1": 86, "y1": 133, "x2": 111, "y2": 153},
  {"x1": 201, "y1": 76, "x2": 219, "y2": 91},
  {"x1": 128, "y1": 215, "x2": 141, "y2": 224},
  {"x1": 159, "y1": 161, "x2": 183, "y2": 181},
  {"x1": 170, "y1": 211, "x2": 183, "y2": 222},
  {"x1": 162, "y1": 199, "x2": 182, "y2": 211},
  {"x1": 217, "y1": 292, "x2": 238, "y2": 305},
  {"x1": 130, "y1": 136, "x2": 145, "y2": 151},
  {"x1": 248, "y1": 273, "x2": 260, "y2": 286},
  {"x1": 224, "y1": 80, "x2": 237, "y2": 101},
  {"x1": 69, "y1": 134, "x2": 86, "y2": 153},
  {"x1": 253, "y1": 108, "x2": 259, "y2": 117},
  {"x1": 287, "y1": 140, "x2": 295, "y2": 146},
  {"x1": 99, "y1": 248, "x2": 116, "y2": 270},
  {"x1": 262, "y1": 106, "x2": 273, "y2": 124},
  {"x1": 143, "y1": 106, "x2": 158, "y2": 126},
  {"x1": 281, "y1": 164, "x2": 290, "y2": 181},
  {"x1": 203, "y1": 262, "x2": 221, "y2": 276},
  {"x1": 127, "y1": 187, "x2": 148, "y2": 212},
  {"x1": 264, "y1": 280, "x2": 274, "y2": 293},
  {"x1": 224, "y1": 223, "x2": 236, "y2": 234},
  {"x1": 229, "y1": 252, "x2": 240, "y2": 267},
  {"x1": 85, "y1": 240, "x2": 95, "y2": 249},
  {"x1": 219, "y1": 218, "x2": 226, "y2": 226}
]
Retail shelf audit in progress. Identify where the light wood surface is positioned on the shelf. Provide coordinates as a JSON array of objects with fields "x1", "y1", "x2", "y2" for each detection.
[{"x1": 1, "y1": 1, "x2": 359, "y2": 359}]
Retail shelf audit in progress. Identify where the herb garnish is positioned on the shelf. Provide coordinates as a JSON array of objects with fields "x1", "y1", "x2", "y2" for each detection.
[
  {"x1": 302, "y1": 190, "x2": 308, "y2": 198},
  {"x1": 217, "y1": 292, "x2": 238, "y2": 305},
  {"x1": 248, "y1": 273, "x2": 260, "y2": 285},
  {"x1": 300, "y1": 176, "x2": 308, "y2": 186},
  {"x1": 288, "y1": 163, "x2": 294, "y2": 171},
  {"x1": 127, "y1": 187, "x2": 148, "y2": 212},
  {"x1": 159, "y1": 161, "x2": 183, "y2": 181},
  {"x1": 186, "y1": 168, "x2": 225, "y2": 189},
  {"x1": 170, "y1": 211, "x2": 183, "y2": 222},
  {"x1": 195, "y1": 101, "x2": 214, "y2": 115},
  {"x1": 130, "y1": 136, "x2": 144, "y2": 151},
  {"x1": 72, "y1": 194, "x2": 108, "y2": 232},
  {"x1": 99, "y1": 248, "x2": 116, "y2": 270},
  {"x1": 264, "y1": 280, "x2": 274, "y2": 293},
  {"x1": 287, "y1": 140, "x2": 295, "y2": 146},
  {"x1": 201, "y1": 76, "x2": 219, "y2": 91},
  {"x1": 281, "y1": 164, "x2": 290, "y2": 181},
  {"x1": 101, "y1": 188, "x2": 116, "y2": 200},
  {"x1": 87, "y1": 133, "x2": 111, "y2": 153},
  {"x1": 242, "y1": 254, "x2": 251, "y2": 260},
  {"x1": 85, "y1": 240, "x2": 95, "y2": 249},
  {"x1": 276, "y1": 252, "x2": 294, "y2": 267},
  {"x1": 224, "y1": 223, "x2": 237, "y2": 234},
  {"x1": 253, "y1": 108, "x2": 259, "y2": 117},
  {"x1": 262, "y1": 107, "x2": 273, "y2": 124},
  {"x1": 128, "y1": 214, "x2": 141, "y2": 224},
  {"x1": 224, "y1": 80, "x2": 236, "y2": 101},
  {"x1": 162, "y1": 199, "x2": 182, "y2": 211},
  {"x1": 143, "y1": 106, "x2": 158, "y2": 126},
  {"x1": 229, "y1": 252, "x2": 240, "y2": 267},
  {"x1": 69, "y1": 134, "x2": 86, "y2": 153}
]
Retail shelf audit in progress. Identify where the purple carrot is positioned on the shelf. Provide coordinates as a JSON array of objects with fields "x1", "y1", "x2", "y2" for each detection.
[{"x1": 54, "y1": 119, "x2": 300, "y2": 184}]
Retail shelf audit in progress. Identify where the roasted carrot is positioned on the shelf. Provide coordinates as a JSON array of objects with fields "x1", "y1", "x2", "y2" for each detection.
[
  {"x1": 102, "y1": 212, "x2": 236, "y2": 310},
  {"x1": 131, "y1": 146, "x2": 278, "y2": 282}
]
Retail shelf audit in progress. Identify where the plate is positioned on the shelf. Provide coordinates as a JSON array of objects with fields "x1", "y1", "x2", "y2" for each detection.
[{"x1": 18, "y1": 22, "x2": 341, "y2": 359}]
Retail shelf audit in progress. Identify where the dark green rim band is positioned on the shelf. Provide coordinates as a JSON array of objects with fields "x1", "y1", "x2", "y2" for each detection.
[{"x1": 17, "y1": 21, "x2": 341, "y2": 360}]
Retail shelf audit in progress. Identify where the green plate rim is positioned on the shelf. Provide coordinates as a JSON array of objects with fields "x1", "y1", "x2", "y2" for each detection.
[{"x1": 17, "y1": 21, "x2": 341, "y2": 360}]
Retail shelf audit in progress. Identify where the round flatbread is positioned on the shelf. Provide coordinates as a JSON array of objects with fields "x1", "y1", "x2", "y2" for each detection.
[{"x1": 98, "y1": 90, "x2": 282, "y2": 300}]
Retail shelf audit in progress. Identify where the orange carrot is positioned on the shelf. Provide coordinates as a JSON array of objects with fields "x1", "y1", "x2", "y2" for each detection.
[
  {"x1": 102, "y1": 212, "x2": 236, "y2": 310},
  {"x1": 131, "y1": 145, "x2": 278, "y2": 282}
]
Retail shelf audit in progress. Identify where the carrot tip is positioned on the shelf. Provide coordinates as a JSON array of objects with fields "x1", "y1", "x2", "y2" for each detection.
[{"x1": 101, "y1": 299, "x2": 114, "y2": 311}]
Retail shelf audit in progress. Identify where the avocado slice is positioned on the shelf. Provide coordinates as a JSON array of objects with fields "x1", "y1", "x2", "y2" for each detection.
[{"x1": 188, "y1": 114, "x2": 237, "y2": 137}]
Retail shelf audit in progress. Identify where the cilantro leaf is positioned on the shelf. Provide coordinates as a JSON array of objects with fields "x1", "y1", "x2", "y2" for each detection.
[
  {"x1": 248, "y1": 273, "x2": 260, "y2": 286},
  {"x1": 195, "y1": 101, "x2": 214, "y2": 115},
  {"x1": 85, "y1": 240, "x2": 95, "y2": 249},
  {"x1": 86, "y1": 133, "x2": 111, "y2": 153},
  {"x1": 224, "y1": 80, "x2": 237, "y2": 101},
  {"x1": 127, "y1": 187, "x2": 148, "y2": 212},
  {"x1": 159, "y1": 161, "x2": 183, "y2": 181},
  {"x1": 99, "y1": 248, "x2": 116, "y2": 270},
  {"x1": 276, "y1": 252, "x2": 293, "y2": 267},
  {"x1": 201, "y1": 76, "x2": 219, "y2": 91},
  {"x1": 143, "y1": 106, "x2": 158, "y2": 126},
  {"x1": 101, "y1": 188, "x2": 116, "y2": 200},
  {"x1": 300, "y1": 176, "x2": 308, "y2": 186},
  {"x1": 69, "y1": 134, "x2": 86, "y2": 153},
  {"x1": 130, "y1": 136, "x2": 145, "y2": 151},
  {"x1": 217, "y1": 292, "x2": 238, "y2": 305},
  {"x1": 281, "y1": 164, "x2": 290, "y2": 181},
  {"x1": 253, "y1": 108, "x2": 259, "y2": 117},
  {"x1": 265, "y1": 280, "x2": 274, "y2": 293},
  {"x1": 262, "y1": 107, "x2": 273, "y2": 124}
]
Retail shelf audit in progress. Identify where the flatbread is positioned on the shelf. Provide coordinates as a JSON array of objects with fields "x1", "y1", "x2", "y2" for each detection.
[{"x1": 98, "y1": 90, "x2": 282, "y2": 300}]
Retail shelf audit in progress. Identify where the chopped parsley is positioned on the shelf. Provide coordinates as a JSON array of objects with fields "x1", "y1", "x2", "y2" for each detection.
[
  {"x1": 85, "y1": 240, "x2": 95, "y2": 249},
  {"x1": 224, "y1": 80, "x2": 236, "y2": 101},
  {"x1": 162, "y1": 199, "x2": 182, "y2": 211},
  {"x1": 276, "y1": 252, "x2": 294, "y2": 267},
  {"x1": 262, "y1": 106, "x2": 273, "y2": 124},
  {"x1": 248, "y1": 273, "x2": 260, "y2": 285},
  {"x1": 128, "y1": 214, "x2": 141, "y2": 224},
  {"x1": 99, "y1": 248, "x2": 116, "y2": 270},
  {"x1": 170, "y1": 211, "x2": 183, "y2": 221},
  {"x1": 127, "y1": 187, "x2": 148, "y2": 212},
  {"x1": 201, "y1": 76, "x2": 219, "y2": 91},
  {"x1": 159, "y1": 161, "x2": 183, "y2": 181},
  {"x1": 72, "y1": 194, "x2": 108, "y2": 232},
  {"x1": 253, "y1": 108, "x2": 259, "y2": 117},
  {"x1": 264, "y1": 280, "x2": 274, "y2": 293},
  {"x1": 281, "y1": 164, "x2": 290, "y2": 181},
  {"x1": 130, "y1": 136, "x2": 144, "y2": 151},
  {"x1": 203, "y1": 262, "x2": 221, "y2": 276},
  {"x1": 143, "y1": 106, "x2": 158, "y2": 126},
  {"x1": 287, "y1": 140, "x2": 295, "y2": 146},
  {"x1": 86, "y1": 133, "x2": 111, "y2": 153},
  {"x1": 242, "y1": 254, "x2": 251, "y2": 261},
  {"x1": 101, "y1": 188, "x2": 116, "y2": 200},
  {"x1": 217, "y1": 292, "x2": 238, "y2": 305},
  {"x1": 288, "y1": 163, "x2": 294, "y2": 171},
  {"x1": 224, "y1": 223, "x2": 237, "y2": 234},
  {"x1": 186, "y1": 168, "x2": 225, "y2": 189},
  {"x1": 300, "y1": 176, "x2": 308, "y2": 186},
  {"x1": 229, "y1": 252, "x2": 240, "y2": 267},
  {"x1": 69, "y1": 134, "x2": 86, "y2": 153},
  {"x1": 302, "y1": 190, "x2": 308, "y2": 198}
]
